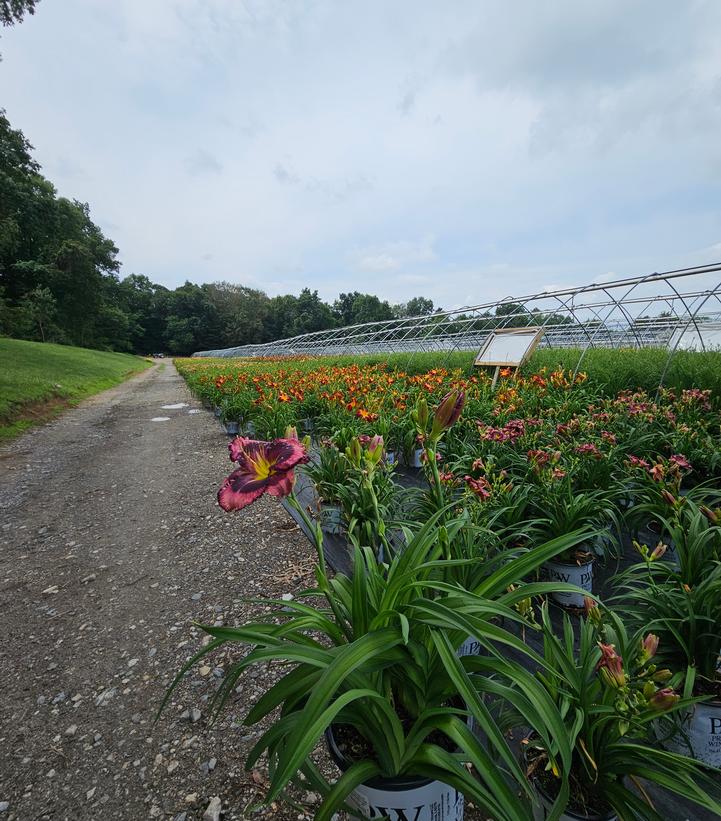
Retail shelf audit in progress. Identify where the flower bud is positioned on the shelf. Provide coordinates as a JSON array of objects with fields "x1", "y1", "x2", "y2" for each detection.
[
  {"x1": 346, "y1": 437, "x2": 362, "y2": 466},
  {"x1": 661, "y1": 490, "x2": 676, "y2": 507},
  {"x1": 640, "y1": 634, "x2": 659, "y2": 664},
  {"x1": 584, "y1": 597, "x2": 602, "y2": 626},
  {"x1": 412, "y1": 397, "x2": 429, "y2": 433},
  {"x1": 652, "y1": 668, "x2": 673, "y2": 682},
  {"x1": 367, "y1": 434, "x2": 384, "y2": 464},
  {"x1": 700, "y1": 505, "x2": 718, "y2": 524},
  {"x1": 649, "y1": 543, "x2": 667, "y2": 561},
  {"x1": 597, "y1": 642, "x2": 626, "y2": 688},
  {"x1": 431, "y1": 390, "x2": 465, "y2": 438},
  {"x1": 649, "y1": 687, "x2": 680, "y2": 711},
  {"x1": 284, "y1": 425, "x2": 299, "y2": 440}
]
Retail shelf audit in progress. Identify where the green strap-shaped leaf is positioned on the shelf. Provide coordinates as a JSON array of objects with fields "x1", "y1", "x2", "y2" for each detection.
[
  {"x1": 409, "y1": 743, "x2": 532, "y2": 821},
  {"x1": 267, "y1": 688, "x2": 397, "y2": 802},
  {"x1": 430, "y1": 630, "x2": 531, "y2": 795},
  {"x1": 314, "y1": 759, "x2": 383, "y2": 821}
]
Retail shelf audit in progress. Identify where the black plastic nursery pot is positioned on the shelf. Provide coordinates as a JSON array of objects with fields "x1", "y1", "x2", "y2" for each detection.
[
  {"x1": 523, "y1": 740, "x2": 617, "y2": 821},
  {"x1": 319, "y1": 503, "x2": 343, "y2": 536},
  {"x1": 325, "y1": 725, "x2": 464, "y2": 820},
  {"x1": 636, "y1": 519, "x2": 679, "y2": 565}
]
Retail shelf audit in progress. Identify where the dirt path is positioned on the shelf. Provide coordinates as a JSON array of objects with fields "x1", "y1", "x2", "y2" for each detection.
[{"x1": 0, "y1": 361, "x2": 318, "y2": 821}]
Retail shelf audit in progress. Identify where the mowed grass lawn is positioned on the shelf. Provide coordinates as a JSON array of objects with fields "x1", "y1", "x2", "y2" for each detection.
[{"x1": 0, "y1": 338, "x2": 152, "y2": 441}]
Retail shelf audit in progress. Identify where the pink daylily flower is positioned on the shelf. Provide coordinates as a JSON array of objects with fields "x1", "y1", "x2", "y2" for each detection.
[{"x1": 219, "y1": 437, "x2": 309, "y2": 511}]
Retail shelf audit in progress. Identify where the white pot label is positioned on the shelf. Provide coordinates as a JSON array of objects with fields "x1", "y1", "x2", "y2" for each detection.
[
  {"x1": 457, "y1": 636, "x2": 482, "y2": 657},
  {"x1": 668, "y1": 703, "x2": 721, "y2": 767},
  {"x1": 344, "y1": 779, "x2": 464, "y2": 820},
  {"x1": 543, "y1": 560, "x2": 593, "y2": 608}
]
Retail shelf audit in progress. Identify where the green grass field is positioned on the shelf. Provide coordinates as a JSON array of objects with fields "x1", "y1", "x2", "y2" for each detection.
[{"x1": 0, "y1": 338, "x2": 152, "y2": 441}]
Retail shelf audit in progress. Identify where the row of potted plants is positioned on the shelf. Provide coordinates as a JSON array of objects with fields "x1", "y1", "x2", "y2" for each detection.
[
  {"x1": 176, "y1": 357, "x2": 720, "y2": 484},
  {"x1": 162, "y1": 389, "x2": 721, "y2": 819}
]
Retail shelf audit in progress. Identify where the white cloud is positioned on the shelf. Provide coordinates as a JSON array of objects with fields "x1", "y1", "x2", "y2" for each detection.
[
  {"x1": 351, "y1": 238, "x2": 438, "y2": 274},
  {"x1": 1, "y1": 0, "x2": 720, "y2": 310}
]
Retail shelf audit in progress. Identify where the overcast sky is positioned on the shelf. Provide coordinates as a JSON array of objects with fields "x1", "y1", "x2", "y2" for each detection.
[{"x1": 2, "y1": 1, "x2": 721, "y2": 308}]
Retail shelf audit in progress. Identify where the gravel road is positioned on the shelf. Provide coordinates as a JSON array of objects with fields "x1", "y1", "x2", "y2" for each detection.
[{"x1": 0, "y1": 361, "x2": 322, "y2": 821}]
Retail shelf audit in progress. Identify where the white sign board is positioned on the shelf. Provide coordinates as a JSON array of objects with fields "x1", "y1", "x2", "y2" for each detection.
[{"x1": 474, "y1": 327, "x2": 544, "y2": 367}]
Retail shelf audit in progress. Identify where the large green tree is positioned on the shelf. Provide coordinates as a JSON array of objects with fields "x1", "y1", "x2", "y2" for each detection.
[
  {"x1": 206, "y1": 281, "x2": 270, "y2": 346},
  {"x1": 1, "y1": 0, "x2": 39, "y2": 26}
]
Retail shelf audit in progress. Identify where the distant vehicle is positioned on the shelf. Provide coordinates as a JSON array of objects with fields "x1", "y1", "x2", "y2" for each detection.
[{"x1": 153, "y1": 353, "x2": 165, "y2": 358}]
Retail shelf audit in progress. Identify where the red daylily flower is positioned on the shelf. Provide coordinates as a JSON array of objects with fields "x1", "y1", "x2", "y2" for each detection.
[
  {"x1": 465, "y1": 475, "x2": 491, "y2": 500},
  {"x1": 219, "y1": 437, "x2": 309, "y2": 511}
]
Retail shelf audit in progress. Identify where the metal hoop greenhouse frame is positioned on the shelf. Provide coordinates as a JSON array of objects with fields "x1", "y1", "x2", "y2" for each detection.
[{"x1": 193, "y1": 263, "x2": 721, "y2": 389}]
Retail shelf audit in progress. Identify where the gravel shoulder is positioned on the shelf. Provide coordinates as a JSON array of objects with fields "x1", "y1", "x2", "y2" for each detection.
[{"x1": 0, "y1": 361, "x2": 320, "y2": 820}]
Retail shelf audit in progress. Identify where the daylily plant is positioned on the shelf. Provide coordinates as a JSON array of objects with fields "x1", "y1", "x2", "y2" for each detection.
[{"x1": 511, "y1": 602, "x2": 721, "y2": 819}]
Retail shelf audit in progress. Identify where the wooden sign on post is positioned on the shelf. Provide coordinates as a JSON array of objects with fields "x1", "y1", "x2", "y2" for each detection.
[{"x1": 474, "y1": 327, "x2": 545, "y2": 387}]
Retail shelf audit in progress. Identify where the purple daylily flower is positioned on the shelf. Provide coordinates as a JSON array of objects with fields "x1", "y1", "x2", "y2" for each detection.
[{"x1": 218, "y1": 437, "x2": 309, "y2": 511}]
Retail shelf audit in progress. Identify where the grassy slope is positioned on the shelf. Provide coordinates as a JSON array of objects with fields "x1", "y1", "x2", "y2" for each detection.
[{"x1": 0, "y1": 338, "x2": 152, "y2": 441}]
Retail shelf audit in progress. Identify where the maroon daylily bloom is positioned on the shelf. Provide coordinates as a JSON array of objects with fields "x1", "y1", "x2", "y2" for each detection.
[
  {"x1": 219, "y1": 437, "x2": 309, "y2": 511},
  {"x1": 465, "y1": 475, "x2": 491, "y2": 500},
  {"x1": 669, "y1": 454, "x2": 692, "y2": 471}
]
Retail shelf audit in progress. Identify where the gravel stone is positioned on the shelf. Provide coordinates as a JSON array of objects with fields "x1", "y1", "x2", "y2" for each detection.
[
  {"x1": 0, "y1": 362, "x2": 326, "y2": 820},
  {"x1": 203, "y1": 796, "x2": 222, "y2": 821}
]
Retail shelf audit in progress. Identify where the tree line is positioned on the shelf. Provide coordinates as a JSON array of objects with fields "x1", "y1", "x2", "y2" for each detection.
[
  {"x1": 0, "y1": 109, "x2": 441, "y2": 355},
  {"x1": 0, "y1": 108, "x2": 575, "y2": 358}
]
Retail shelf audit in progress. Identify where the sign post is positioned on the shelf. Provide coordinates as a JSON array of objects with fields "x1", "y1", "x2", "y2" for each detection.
[{"x1": 474, "y1": 327, "x2": 545, "y2": 385}]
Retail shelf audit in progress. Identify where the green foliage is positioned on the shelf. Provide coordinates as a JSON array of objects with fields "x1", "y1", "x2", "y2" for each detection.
[
  {"x1": 615, "y1": 499, "x2": 721, "y2": 683},
  {"x1": 1, "y1": 0, "x2": 38, "y2": 27},
  {"x1": 333, "y1": 291, "x2": 396, "y2": 326},
  {"x1": 18, "y1": 285, "x2": 56, "y2": 341},
  {"x1": 161, "y1": 503, "x2": 595, "y2": 821},
  {"x1": 514, "y1": 604, "x2": 721, "y2": 819}
]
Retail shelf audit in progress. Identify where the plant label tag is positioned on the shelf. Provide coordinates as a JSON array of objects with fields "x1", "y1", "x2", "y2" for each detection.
[{"x1": 346, "y1": 780, "x2": 464, "y2": 820}]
